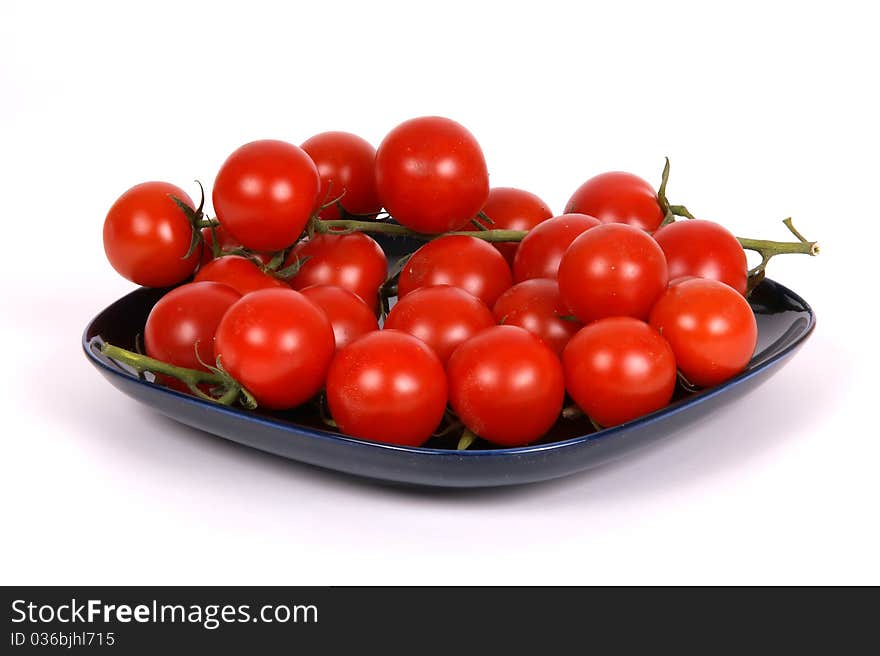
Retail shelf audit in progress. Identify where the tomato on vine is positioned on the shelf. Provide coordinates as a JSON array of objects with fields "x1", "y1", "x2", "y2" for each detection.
[
  {"x1": 652, "y1": 219, "x2": 748, "y2": 295},
  {"x1": 397, "y1": 235, "x2": 512, "y2": 307},
  {"x1": 565, "y1": 171, "x2": 664, "y2": 232},
  {"x1": 145, "y1": 281, "x2": 241, "y2": 371},
  {"x1": 194, "y1": 255, "x2": 289, "y2": 295},
  {"x1": 447, "y1": 326, "x2": 565, "y2": 447},
  {"x1": 103, "y1": 181, "x2": 202, "y2": 287},
  {"x1": 558, "y1": 223, "x2": 668, "y2": 323},
  {"x1": 512, "y1": 213, "x2": 600, "y2": 282},
  {"x1": 213, "y1": 139, "x2": 320, "y2": 252},
  {"x1": 375, "y1": 116, "x2": 489, "y2": 233},
  {"x1": 649, "y1": 278, "x2": 758, "y2": 387},
  {"x1": 384, "y1": 285, "x2": 496, "y2": 365},
  {"x1": 471, "y1": 187, "x2": 553, "y2": 265},
  {"x1": 492, "y1": 279, "x2": 581, "y2": 356},
  {"x1": 286, "y1": 232, "x2": 387, "y2": 308},
  {"x1": 300, "y1": 285, "x2": 379, "y2": 349},
  {"x1": 215, "y1": 289, "x2": 335, "y2": 410},
  {"x1": 563, "y1": 317, "x2": 676, "y2": 427},
  {"x1": 325, "y1": 330, "x2": 448, "y2": 447},
  {"x1": 301, "y1": 131, "x2": 382, "y2": 219}
]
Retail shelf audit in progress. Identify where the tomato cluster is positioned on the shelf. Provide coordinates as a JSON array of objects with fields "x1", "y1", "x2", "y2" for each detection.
[{"x1": 103, "y1": 116, "x2": 767, "y2": 450}]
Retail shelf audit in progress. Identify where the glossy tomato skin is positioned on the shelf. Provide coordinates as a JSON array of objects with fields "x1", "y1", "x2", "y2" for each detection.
[
  {"x1": 300, "y1": 285, "x2": 379, "y2": 350},
  {"x1": 447, "y1": 326, "x2": 565, "y2": 447},
  {"x1": 194, "y1": 255, "x2": 289, "y2": 296},
  {"x1": 563, "y1": 317, "x2": 676, "y2": 427},
  {"x1": 492, "y1": 279, "x2": 582, "y2": 356},
  {"x1": 375, "y1": 116, "x2": 489, "y2": 233},
  {"x1": 565, "y1": 171, "x2": 664, "y2": 232},
  {"x1": 214, "y1": 288, "x2": 335, "y2": 410},
  {"x1": 384, "y1": 285, "x2": 495, "y2": 365},
  {"x1": 652, "y1": 219, "x2": 748, "y2": 295},
  {"x1": 470, "y1": 187, "x2": 553, "y2": 265},
  {"x1": 145, "y1": 281, "x2": 241, "y2": 370},
  {"x1": 103, "y1": 182, "x2": 201, "y2": 287},
  {"x1": 301, "y1": 131, "x2": 381, "y2": 220},
  {"x1": 397, "y1": 235, "x2": 512, "y2": 307},
  {"x1": 558, "y1": 223, "x2": 668, "y2": 323},
  {"x1": 649, "y1": 278, "x2": 757, "y2": 387},
  {"x1": 286, "y1": 232, "x2": 387, "y2": 308},
  {"x1": 325, "y1": 330, "x2": 448, "y2": 447},
  {"x1": 213, "y1": 139, "x2": 320, "y2": 252},
  {"x1": 512, "y1": 213, "x2": 600, "y2": 282}
]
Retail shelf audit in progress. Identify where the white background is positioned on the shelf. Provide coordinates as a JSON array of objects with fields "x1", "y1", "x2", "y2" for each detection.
[{"x1": 1, "y1": 1, "x2": 877, "y2": 585}]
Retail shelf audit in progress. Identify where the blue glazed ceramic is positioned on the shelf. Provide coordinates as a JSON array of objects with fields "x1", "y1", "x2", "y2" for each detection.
[{"x1": 82, "y1": 235, "x2": 815, "y2": 487}]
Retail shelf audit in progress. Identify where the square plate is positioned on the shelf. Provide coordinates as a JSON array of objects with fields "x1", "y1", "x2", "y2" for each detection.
[{"x1": 83, "y1": 236, "x2": 815, "y2": 488}]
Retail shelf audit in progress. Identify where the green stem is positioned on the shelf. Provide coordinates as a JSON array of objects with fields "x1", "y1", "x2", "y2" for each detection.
[
  {"x1": 195, "y1": 217, "x2": 219, "y2": 230},
  {"x1": 100, "y1": 343, "x2": 254, "y2": 408},
  {"x1": 561, "y1": 404, "x2": 584, "y2": 420},
  {"x1": 313, "y1": 218, "x2": 527, "y2": 243},
  {"x1": 457, "y1": 428, "x2": 478, "y2": 451}
]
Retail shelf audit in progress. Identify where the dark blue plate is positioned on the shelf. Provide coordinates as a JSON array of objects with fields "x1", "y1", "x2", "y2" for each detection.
[{"x1": 82, "y1": 235, "x2": 815, "y2": 487}]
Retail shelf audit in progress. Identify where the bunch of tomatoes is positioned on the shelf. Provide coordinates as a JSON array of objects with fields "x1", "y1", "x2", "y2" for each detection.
[{"x1": 101, "y1": 116, "x2": 807, "y2": 449}]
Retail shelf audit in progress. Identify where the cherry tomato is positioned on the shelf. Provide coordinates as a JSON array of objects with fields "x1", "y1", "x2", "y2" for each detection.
[
  {"x1": 103, "y1": 181, "x2": 201, "y2": 287},
  {"x1": 397, "y1": 235, "x2": 512, "y2": 307},
  {"x1": 512, "y1": 213, "x2": 600, "y2": 282},
  {"x1": 286, "y1": 232, "x2": 387, "y2": 308},
  {"x1": 447, "y1": 325, "x2": 565, "y2": 447},
  {"x1": 300, "y1": 285, "x2": 379, "y2": 350},
  {"x1": 470, "y1": 187, "x2": 553, "y2": 265},
  {"x1": 326, "y1": 330, "x2": 448, "y2": 447},
  {"x1": 213, "y1": 139, "x2": 320, "y2": 252},
  {"x1": 652, "y1": 219, "x2": 748, "y2": 295},
  {"x1": 558, "y1": 223, "x2": 668, "y2": 323},
  {"x1": 649, "y1": 278, "x2": 757, "y2": 387},
  {"x1": 375, "y1": 116, "x2": 489, "y2": 233},
  {"x1": 145, "y1": 281, "x2": 241, "y2": 370},
  {"x1": 492, "y1": 279, "x2": 582, "y2": 356},
  {"x1": 301, "y1": 131, "x2": 381, "y2": 220},
  {"x1": 562, "y1": 317, "x2": 676, "y2": 427},
  {"x1": 565, "y1": 171, "x2": 664, "y2": 232},
  {"x1": 384, "y1": 285, "x2": 495, "y2": 365},
  {"x1": 194, "y1": 255, "x2": 289, "y2": 296},
  {"x1": 215, "y1": 288, "x2": 335, "y2": 409}
]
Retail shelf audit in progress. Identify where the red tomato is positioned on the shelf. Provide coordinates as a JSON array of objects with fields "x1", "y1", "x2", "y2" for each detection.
[
  {"x1": 286, "y1": 232, "x2": 387, "y2": 308},
  {"x1": 397, "y1": 235, "x2": 512, "y2": 307},
  {"x1": 145, "y1": 281, "x2": 241, "y2": 370},
  {"x1": 384, "y1": 285, "x2": 495, "y2": 365},
  {"x1": 194, "y1": 255, "x2": 289, "y2": 296},
  {"x1": 325, "y1": 330, "x2": 448, "y2": 447},
  {"x1": 103, "y1": 181, "x2": 201, "y2": 287},
  {"x1": 562, "y1": 317, "x2": 676, "y2": 427},
  {"x1": 558, "y1": 223, "x2": 668, "y2": 323},
  {"x1": 213, "y1": 140, "x2": 320, "y2": 252},
  {"x1": 375, "y1": 116, "x2": 489, "y2": 233},
  {"x1": 470, "y1": 187, "x2": 553, "y2": 265},
  {"x1": 447, "y1": 326, "x2": 565, "y2": 447},
  {"x1": 565, "y1": 171, "x2": 664, "y2": 232},
  {"x1": 215, "y1": 289, "x2": 336, "y2": 410},
  {"x1": 511, "y1": 213, "x2": 600, "y2": 282},
  {"x1": 649, "y1": 278, "x2": 757, "y2": 387},
  {"x1": 492, "y1": 279, "x2": 582, "y2": 356},
  {"x1": 652, "y1": 219, "x2": 748, "y2": 295},
  {"x1": 301, "y1": 131, "x2": 381, "y2": 220},
  {"x1": 300, "y1": 285, "x2": 379, "y2": 350}
]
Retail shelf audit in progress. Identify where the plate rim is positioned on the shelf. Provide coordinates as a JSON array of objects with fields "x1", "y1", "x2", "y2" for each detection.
[{"x1": 82, "y1": 279, "x2": 816, "y2": 459}]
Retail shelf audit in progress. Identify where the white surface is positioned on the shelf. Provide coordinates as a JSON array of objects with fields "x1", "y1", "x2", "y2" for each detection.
[{"x1": 1, "y1": 0, "x2": 877, "y2": 585}]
